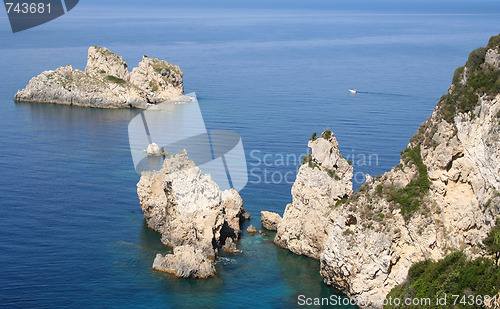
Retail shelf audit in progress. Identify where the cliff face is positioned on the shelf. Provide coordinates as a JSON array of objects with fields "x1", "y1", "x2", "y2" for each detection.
[
  {"x1": 137, "y1": 151, "x2": 246, "y2": 278},
  {"x1": 273, "y1": 35, "x2": 500, "y2": 307},
  {"x1": 14, "y1": 46, "x2": 183, "y2": 109}
]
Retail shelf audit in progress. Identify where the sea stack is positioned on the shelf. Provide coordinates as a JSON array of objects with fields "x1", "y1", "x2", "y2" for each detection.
[
  {"x1": 137, "y1": 150, "x2": 247, "y2": 278},
  {"x1": 14, "y1": 46, "x2": 184, "y2": 109},
  {"x1": 274, "y1": 131, "x2": 354, "y2": 259}
]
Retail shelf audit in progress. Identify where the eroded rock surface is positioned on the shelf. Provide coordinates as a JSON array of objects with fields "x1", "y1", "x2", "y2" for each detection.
[
  {"x1": 137, "y1": 150, "x2": 246, "y2": 278},
  {"x1": 317, "y1": 90, "x2": 500, "y2": 306},
  {"x1": 274, "y1": 133, "x2": 353, "y2": 259},
  {"x1": 153, "y1": 246, "x2": 215, "y2": 278},
  {"x1": 261, "y1": 211, "x2": 282, "y2": 231}
]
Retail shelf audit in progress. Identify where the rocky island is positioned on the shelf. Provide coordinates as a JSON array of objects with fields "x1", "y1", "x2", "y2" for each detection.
[
  {"x1": 14, "y1": 46, "x2": 184, "y2": 109},
  {"x1": 264, "y1": 34, "x2": 500, "y2": 307},
  {"x1": 137, "y1": 150, "x2": 247, "y2": 278}
]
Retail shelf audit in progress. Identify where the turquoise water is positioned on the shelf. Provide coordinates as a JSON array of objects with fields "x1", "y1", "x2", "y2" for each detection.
[{"x1": 1, "y1": 6, "x2": 500, "y2": 308}]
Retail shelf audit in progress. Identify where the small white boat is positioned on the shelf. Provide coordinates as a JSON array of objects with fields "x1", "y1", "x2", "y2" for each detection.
[{"x1": 349, "y1": 89, "x2": 357, "y2": 94}]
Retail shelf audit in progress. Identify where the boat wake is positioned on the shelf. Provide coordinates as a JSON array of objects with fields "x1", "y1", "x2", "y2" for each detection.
[{"x1": 354, "y1": 91, "x2": 415, "y2": 98}]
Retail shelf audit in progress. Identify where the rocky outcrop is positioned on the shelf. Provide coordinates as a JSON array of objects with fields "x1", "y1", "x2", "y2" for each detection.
[
  {"x1": 137, "y1": 150, "x2": 246, "y2": 278},
  {"x1": 317, "y1": 89, "x2": 499, "y2": 306},
  {"x1": 486, "y1": 48, "x2": 500, "y2": 68},
  {"x1": 146, "y1": 143, "x2": 162, "y2": 156},
  {"x1": 270, "y1": 35, "x2": 500, "y2": 307},
  {"x1": 274, "y1": 133, "x2": 353, "y2": 259},
  {"x1": 129, "y1": 56, "x2": 183, "y2": 104},
  {"x1": 246, "y1": 225, "x2": 257, "y2": 234},
  {"x1": 261, "y1": 211, "x2": 282, "y2": 231},
  {"x1": 14, "y1": 46, "x2": 183, "y2": 109},
  {"x1": 152, "y1": 246, "x2": 216, "y2": 279},
  {"x1": 221, "y1": 237, "x2": 239, "y2": 253},
  {"x1": 85, "y1": 46, "x2": 130, "y2": 80}
]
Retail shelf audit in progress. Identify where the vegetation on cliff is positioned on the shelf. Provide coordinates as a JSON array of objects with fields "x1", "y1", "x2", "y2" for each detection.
[
  {"x1": 410, "y1": 33, "x2": 500, "y2": 148},
  {"x1": 386, "y1": 34, "x2": 500, "y2": 220},
  {"x1": 105, "y1": 75, "x2": 127, "y2": 85},
  {"x1": 440, "y1": 35, "x2": 500, "y2": 122},
  {"x1": 383, "y1": 34, "x2": 500, "y2": 308},
  {"x1": 385, "y1": 223, "x2": 500, "y2": 308},
  {"x1": 385, "y1": 251, "x2": 500, "y2": 309},
  {"x1": 390, "y1": 147, "x2": 431, "y2": 219},
  {"x1": 484, "y1": 219, "x2": 500, "y2": 267}
]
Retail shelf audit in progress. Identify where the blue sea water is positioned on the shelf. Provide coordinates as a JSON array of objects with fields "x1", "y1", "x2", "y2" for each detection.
[{"x1": 0, "y1": 6, "x2": 499, "y2": 308}]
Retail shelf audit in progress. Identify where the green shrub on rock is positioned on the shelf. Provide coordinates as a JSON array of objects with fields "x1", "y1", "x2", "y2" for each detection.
[
  {"x1": 466, "y1": 47, "x2": 487, "y2": 71},
  {"x1": 386, "y1": 251, "x2": 500, "y2": 308},
  {"x1": 321, "y1": 130, "x2": 332, "y2": 140},
  {"x1": 387, "y1": 146, "x2": 431, "y2": 221},
  {"x1": 106, "y1": 75, "x2": 126, "y2": 85}
]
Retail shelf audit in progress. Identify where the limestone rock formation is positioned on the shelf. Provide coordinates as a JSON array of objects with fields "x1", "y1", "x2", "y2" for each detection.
[
  {"x1": 85, "y1": 46, "x2": 129, "y2": 80},
  {"x1": 261, "y1": 211, "x2": 282, "y2": 231},
  {"x1": 318, "y1": 86, "x2": 499, "y2": 306},
  {"x1": 270, "y1": 34, "x2": 500, "y2": 307},
  {"x1": 274, "y1": 132, "x2": 353, "y2": 259},
  {"x1": 152, "y1": 246, "x2": 216, "y2": 278},
  {"x1": 129, "y1": 56, "x2": 183, "y2": 104},
  {"x1": 137, "y1": 150, "x2": 246, "y2": 278},
  {"x1": 14, "y1": 46, "x2": 183, "y2": 109}
]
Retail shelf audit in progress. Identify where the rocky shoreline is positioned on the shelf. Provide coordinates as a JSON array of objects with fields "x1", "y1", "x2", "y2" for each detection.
[
  {"x1": 14, "y1": 46, "x2": 183, "y2": 109},
  {"x1": 263, "y1": 35, "x2": 500, "y2": 307}
]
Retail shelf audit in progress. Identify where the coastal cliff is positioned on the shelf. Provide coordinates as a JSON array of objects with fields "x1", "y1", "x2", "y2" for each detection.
[
  {"x1": 137, "y1": 151, "x2": 246, "y2": 278},
  {"x1": 14, "y1": 46, "x2": 183, "y2": 109},
  {"x1": 269, "y1": 34, "x2": 500, "y2": 307}
]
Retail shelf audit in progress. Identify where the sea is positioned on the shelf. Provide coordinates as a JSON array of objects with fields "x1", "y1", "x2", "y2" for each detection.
[{"x1": 0, "y1": 5, "x2": 499, "y2": 309}]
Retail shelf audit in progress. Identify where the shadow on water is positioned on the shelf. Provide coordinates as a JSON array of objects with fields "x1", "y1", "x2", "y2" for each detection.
[
  {"x1": 15, "y1": 101, "x2": 143, "y2": 124},
  {"x1": 13, "y1": 102, "x2": 144, "y2": 170}
]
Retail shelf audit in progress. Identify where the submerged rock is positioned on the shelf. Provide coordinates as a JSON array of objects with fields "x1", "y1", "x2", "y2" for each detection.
[
  {"x1": 246, "y1": 225, "x2": 257, "y2": 234},
  {"x1": 260, "y1": 211, "x2": 282, "y2": 231},
  {"x1": 14, "y1": 46, "x2": 183, "y2": 109},
  {"x1": 243, "y1": 211, "x2": 251, "y2": 220},
  {"x1": 137, "y1": 150, "x2": 246, "y2": 278}
]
